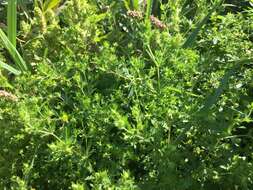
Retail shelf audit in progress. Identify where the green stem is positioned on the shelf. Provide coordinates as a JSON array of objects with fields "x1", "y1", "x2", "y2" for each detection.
[
  {"x1": 145, "y1": 0, "x2": 153, "y2": 23},
  {"x1": 7, "y1": 0, "x2": 17, "y2": 48}
]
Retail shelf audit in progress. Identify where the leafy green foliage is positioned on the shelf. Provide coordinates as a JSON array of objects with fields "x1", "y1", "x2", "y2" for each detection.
[
  {"x1": 0, "y1": 0, "x2": 253, "y2": 189},
  {"x1": 182, "y1": 0, "x2": 223, "y2": 48}
]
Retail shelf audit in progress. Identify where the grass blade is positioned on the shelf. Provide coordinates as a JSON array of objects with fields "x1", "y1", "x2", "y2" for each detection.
[
  {"x1": 7, "y1": 0, "x2": 17, "y2": 48},
  {"x1": 200, "y1": 58, "x2": 253, "y2": 112},
  {"x1": 124, "y1": 0, "x2": 131, "y2": 10},
  {"x1": 43, "y1": 0, "x2": 61, "y2": 13},
  {"x1": 167, "y1": 86, "x2": 203, "y2": 98},
  {"x1": 0, "y1": 60, "x2": 21, "y2": 75},
  {"x1": 182, "y1": 0, "x2": 223, "y2": 48},
  {"x1": 132, "y1": 0, "x2": 139, "y2": 10},
  {"x1": 0, "y1": 29, "x2": 28, "y2": 72}
]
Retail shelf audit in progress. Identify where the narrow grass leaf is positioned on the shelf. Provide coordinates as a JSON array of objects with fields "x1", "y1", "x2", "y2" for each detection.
[
  {"x1": 0, "y1": 29, "x2": 28, "y2": 71},
  {"x1": 0, "y1": 60, "x2": 21, "y2": 75},
  {"x1": 43, "y1": 0, "x2": 61, "y2": 13},
  {"x1": 124, "y1": 0, "x2": 131, "y2": 10},
  {"x1": 200, "y1": 58, "x2": 253, "y2": 112},
  {"x1": 132, "y1": 0, "x2": 139, "y2": 10},
  {"x1": 167, "y1": 86, "x2": 203, "y2": 98},
  {"x1": 7, "y1": 0, "x2": 17, "y2": 48},
  {"x1": 182, "y1": 0, "x2": 223, "y2": 48}
]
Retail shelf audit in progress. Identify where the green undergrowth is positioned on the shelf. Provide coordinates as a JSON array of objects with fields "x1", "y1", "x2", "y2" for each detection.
[{"x1": 0, "y1": 0, "x2": 253, "y2": 189}]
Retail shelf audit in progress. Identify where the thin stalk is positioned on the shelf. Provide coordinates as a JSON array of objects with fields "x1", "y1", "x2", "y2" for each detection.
[
  {"x1": 7, "y1": 0, "x2": 17, "y2": 48},
  {"x1": 145, "y1": 0, "x2": 153, "y2": 22}
]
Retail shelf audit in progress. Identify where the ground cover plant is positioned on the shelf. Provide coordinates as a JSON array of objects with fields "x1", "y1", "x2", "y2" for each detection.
[{"x1": 0, "y1": 0, "x2": 253, "y2": 189}]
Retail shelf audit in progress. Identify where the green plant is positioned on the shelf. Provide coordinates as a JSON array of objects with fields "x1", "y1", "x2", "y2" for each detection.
[
  {"x1": 182, "y1": 0, "x2": 223, "y2": 48},
  {"x1": 1, "y1": 0, "x2": 253, "y2": 189},
  {"x1": 124, "y1": 0, "x2": 140, "y2": 10},
  {"x1": 0, "y1": 60, "x2": 21, "y2": 75},
  {"x1": 0, "y1": 29, "x2": 27, "y2": 73},
  {"x1": 0, "y1": 0, "x2": 28, "y2": 74},
  {"x1": 201, "y1": 57, "x2": 253, "y2": 112},
  {"x1": 145, "y1": 0, "x2": 153, "y2": 21},
  {"x1": 7, "y1": 0, "x2": 17, "y2": 48},
  {"x1": 32, "y1": 0, "x2": 61, "y2": 33}
]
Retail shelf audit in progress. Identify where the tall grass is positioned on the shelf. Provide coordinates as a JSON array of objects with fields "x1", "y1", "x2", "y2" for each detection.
[
  {"x1": 0, "y1": 60, "x2": 21, "y2": 75},
  {"x1": 7, "y1": 0, "x2": 17, "y2": 48},
  {"x1": 0, "y1": 29, "x2": 27, "y2": 72},
  {"x1": 182, "y1": 0, "x2": 223, "y2": 48},
  {"x1": 0, "y1": 0, "x2": 28, "y2": 74},
  {"x1": 200, "y1": 58, "x2": 253, "y2": 112}
]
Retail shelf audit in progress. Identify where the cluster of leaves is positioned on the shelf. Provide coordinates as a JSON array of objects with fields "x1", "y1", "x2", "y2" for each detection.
[{"x1": 0, "y1": 0, "x2": 253, "y2": 189}]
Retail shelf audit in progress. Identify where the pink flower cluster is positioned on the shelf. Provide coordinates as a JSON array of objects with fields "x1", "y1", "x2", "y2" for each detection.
[
  {"x1": 150, "y1": 15, "x2": 167, "y2": 30},
  {"x1": 127, "y1": 10, "x2": 143, "y2": 20},
  {"x1": 126, "y1": 10, "x2": 167, "y2": 30},
  {"x1": 0, "y1": 90, "x2": 18, "y2": 101}
]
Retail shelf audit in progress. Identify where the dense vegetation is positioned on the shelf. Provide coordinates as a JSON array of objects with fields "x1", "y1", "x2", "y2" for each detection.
[{"x1": 0, "y1": 0, "x2": 253, "y2": 189}]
